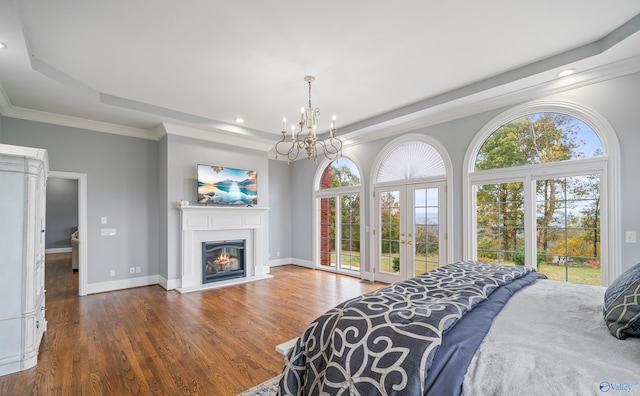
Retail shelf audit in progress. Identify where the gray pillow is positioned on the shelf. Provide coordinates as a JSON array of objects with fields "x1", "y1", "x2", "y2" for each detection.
[{"x1": 603, "y1": 262, "x2": 640, "y2": 339}]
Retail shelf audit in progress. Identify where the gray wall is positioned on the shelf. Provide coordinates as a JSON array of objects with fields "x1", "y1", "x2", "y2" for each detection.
[
  {"x1": 158, "y1": 136, "x2": 169, "y2": 279},
  {"x1": 290, "y1": 158, "x2": 317, "y2": 262},
  {"x1": 268, "y1": 159, "x2": 292, "y2": 260},
  {"x1": 289, "y1": 71, "x2": 640, "y2": 275},
  {"x1": 45, "y1": 177, "x2": 78, "y2": 249},
  {"x1": 1, "y1": 118, "x2": 160, "y2": 284}
]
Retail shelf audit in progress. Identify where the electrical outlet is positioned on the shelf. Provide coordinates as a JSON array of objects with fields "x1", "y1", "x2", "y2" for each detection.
[
  {"x1": 129, "y1": 267, "x2": 135, "y2": 274},
  {"x1": 110, "y1": 269, "x2": 115, "y2": 277},
  {"x1": 101, "y1": 228, "x2": 116, "y2": 236},
  {"x1": 277, "y1": 251, "x2": 280, "y2": 257},
  {"x1": 135, "y1": 266, "x2": 141, "y2": 274},
  {"x1": 625, "y1": 231, "x2": 637, "y2": 243}
]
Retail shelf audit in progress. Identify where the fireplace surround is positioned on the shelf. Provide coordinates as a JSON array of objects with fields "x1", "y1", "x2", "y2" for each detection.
[{"x1": 178, "y1": 206, "x2": 271, "y2": 293}]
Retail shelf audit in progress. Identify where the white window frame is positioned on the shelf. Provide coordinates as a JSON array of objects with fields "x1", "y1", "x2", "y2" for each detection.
[
  {"x1": 370, "y1": 134, "x2": 454, "y2": 281},
  {"x1": 313, "y1": 155, "x2": 365, "y2": 277},
  {"x1": 463, "y1": 100, "x2": 621, "y2": 285}
]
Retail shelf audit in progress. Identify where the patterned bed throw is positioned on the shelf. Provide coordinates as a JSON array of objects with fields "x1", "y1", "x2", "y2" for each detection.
[{"x1": 278, "y1": 261, "x2": 535, "y2": 396}]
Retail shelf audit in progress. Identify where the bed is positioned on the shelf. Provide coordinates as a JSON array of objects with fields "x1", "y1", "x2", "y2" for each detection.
[{"x1": 277, "y1": 261, "x2": 640, "y2": 395}]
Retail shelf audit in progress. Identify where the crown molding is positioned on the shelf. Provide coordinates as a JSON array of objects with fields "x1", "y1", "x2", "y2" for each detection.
[
  {"x1": 0, "y1": 84, "x2": 12, "y2": 115},
  {"x1": 160, "y1": 122, "x2": 275, "y2": 152},
  {"x1": 0, "y1": 102, "x2": 158, "y2": 140},
  {"x1": 340, "y1": 55, "x2": 640, "y2": 146}
]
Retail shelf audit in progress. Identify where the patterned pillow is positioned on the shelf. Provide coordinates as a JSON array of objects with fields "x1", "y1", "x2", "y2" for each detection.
[{"x1": 603, "y1": 262, "x2": 640, "y2": 339}]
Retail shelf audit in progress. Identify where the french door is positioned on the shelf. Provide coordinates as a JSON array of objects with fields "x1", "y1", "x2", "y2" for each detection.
[
  {"x1": 374, "y1": 181, "x2": 446, "y2": 283},
  {"x1": 317, "y1": 193, "x2": 361, "y2": 275}
]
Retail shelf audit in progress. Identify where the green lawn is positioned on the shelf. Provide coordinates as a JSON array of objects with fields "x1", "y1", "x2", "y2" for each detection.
[
  {"x1": 477, "y1": 256, "x2": 601, "y2": 285},
  {"x1": 324, "y1": 250, "x2": 361, "y2": 272},
  {"x1": 324, "y1": 251, "x2": 601, "y2": 286},
  {"x1": 536, "y1": 262, "x2": 600, "y2": 285},
  {"x1": 379, "y1": 253, "x2": 439, "y2": 275}
]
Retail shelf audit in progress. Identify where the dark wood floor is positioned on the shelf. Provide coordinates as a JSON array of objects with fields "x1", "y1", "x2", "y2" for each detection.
[{"x1": 0, "y1": 254, "x2": 383, "y2": 395}]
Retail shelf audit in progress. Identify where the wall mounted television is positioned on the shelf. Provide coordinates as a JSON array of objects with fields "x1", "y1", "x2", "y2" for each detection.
[{"x1": 197, "y1": 164, "x2": 258, "y2": 206}]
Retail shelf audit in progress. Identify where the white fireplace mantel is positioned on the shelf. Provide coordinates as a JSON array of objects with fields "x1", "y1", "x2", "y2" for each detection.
[{"x1": 177, "y1": 206, "x2": 271, "y2": 293}]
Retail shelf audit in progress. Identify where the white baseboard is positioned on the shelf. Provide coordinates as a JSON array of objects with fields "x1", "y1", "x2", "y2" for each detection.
[
  {"x1": 268, "y1": 258, "x2": 293, "y2": 267},
  {"x1": 45, "y1": 247, "x2": 72, "y2": 254},
  {"x1": 158, "y1": 276, "x2": 181, "y2": 291},
  {"x1": 277, "y1": 259, "x2": 376, "y2": 283},
  {"x1": 86, "y1": 275, "x2": 160, "y2": 295},
  {"x1": 290, "y1": 258, "x2": 314, "y2": 268}
]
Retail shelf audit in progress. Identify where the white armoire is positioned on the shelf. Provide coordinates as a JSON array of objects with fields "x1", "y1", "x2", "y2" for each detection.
[{"x1": 0, "y1": 143, "x2": 48, "y2": 376}]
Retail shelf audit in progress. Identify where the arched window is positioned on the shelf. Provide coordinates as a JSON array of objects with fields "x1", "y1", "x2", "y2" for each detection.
[
  {"x1": 464, "y1": 101, "x2": 620, "y2": 286},
  {"x1": 371, "y1": 135, "x2": 452, "y2": 283},
  {"x1": 475, "y1": 112, "x2": 603, "y2": 170},
  {"x1": 314, "y1": 157, "x2": 363, "y2": 275},
  {"x1": 376, "y1": 141, "x2": 446, "y2": 182},
  {"x1": 319, "y1": 158, "x2": 361, "y2": 189}
]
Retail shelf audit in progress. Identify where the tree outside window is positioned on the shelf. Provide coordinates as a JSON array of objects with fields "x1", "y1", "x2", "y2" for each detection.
[
  {"x1": 475, "y1": 113, "x2": 602, "y2": 285},
  {"x1": 317, "y1": 158, "x2": 362, "y2": 273}
]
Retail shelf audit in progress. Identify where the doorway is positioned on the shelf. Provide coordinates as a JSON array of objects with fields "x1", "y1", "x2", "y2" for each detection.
[
  {"x1": 374, "y1": 181, "x2": 446, "y2": 283},
  {"x1": 370, "y1": 135, "x2": 452, "y2": 284},
  {"x1": 49, "y1": 171, "x2": 88, "y2": 296}
]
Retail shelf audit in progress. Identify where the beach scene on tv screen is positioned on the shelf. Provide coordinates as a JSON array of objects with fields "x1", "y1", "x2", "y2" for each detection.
[{"x1": 198, "y1": 165, "x2": 257, "y2": 205}]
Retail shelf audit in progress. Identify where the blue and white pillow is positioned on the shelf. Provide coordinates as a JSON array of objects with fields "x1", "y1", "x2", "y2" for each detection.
[{"x1": 604, "y1": 262, "x2": 640, "y2": 339}]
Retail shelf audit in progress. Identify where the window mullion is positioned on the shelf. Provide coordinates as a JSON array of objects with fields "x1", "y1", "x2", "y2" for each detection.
[
  {"x1": 524, "y1": 174, "x2": 536, "y2": 270},
  {"x1": 335, "y1": 194, "x2": 341, "y2": 270}
]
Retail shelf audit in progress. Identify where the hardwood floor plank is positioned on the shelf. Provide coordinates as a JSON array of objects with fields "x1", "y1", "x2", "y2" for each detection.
[{"x1": 0, "y1": 256, "x2": 383, "y2": 395}]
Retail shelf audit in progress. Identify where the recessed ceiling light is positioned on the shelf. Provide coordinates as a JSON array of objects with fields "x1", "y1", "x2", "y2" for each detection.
[
  {"x1": 557, "y1": 68, "x2": 575, "y2": 78},
  {"x1": 235, "y1": 117, "x2": 244, "y2": 123},
  {"x1": 0, "y1": 42, "x2": 7, "y2": 49}
]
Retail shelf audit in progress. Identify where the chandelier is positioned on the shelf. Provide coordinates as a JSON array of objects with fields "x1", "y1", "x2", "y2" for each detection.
[{"x1": 275, "y1": 76, "x2": 342, "y2": 162}]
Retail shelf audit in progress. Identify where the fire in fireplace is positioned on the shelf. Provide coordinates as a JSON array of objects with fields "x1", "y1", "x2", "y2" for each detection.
[{"x1": 202, "y1": 239, "x2": 246, "y2": 283}]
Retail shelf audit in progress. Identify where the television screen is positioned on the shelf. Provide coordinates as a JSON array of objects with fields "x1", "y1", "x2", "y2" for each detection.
[{"x1": 197, "y1": 165, "x2": 258, "y2": 206}]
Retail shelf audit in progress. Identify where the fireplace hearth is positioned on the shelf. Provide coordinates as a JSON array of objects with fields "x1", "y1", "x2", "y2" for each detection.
[{"x1": 202, "y1": 239, "x2": 246, "y2": 283}]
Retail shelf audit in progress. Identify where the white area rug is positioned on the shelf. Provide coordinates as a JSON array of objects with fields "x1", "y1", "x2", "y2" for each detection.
[{"x1": 237, "y1": 375, "x2": 280, "y2": 396}]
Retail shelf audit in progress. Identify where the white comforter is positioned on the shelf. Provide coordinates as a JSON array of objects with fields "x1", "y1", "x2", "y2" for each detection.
[{"x1": 464, "y1": 280, "x2": 640, "y2": 396}]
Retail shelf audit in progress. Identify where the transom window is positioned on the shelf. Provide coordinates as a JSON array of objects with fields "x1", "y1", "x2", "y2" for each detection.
[
  {"x1": 377, "y1": 141, "x2": 446, "y2": 183},
  {"x1": 319, "y1": 157, "x2": 361, "y2": 188},
  {"x1": 475, "y1": 112, "x2": 603, "y2": 170}
]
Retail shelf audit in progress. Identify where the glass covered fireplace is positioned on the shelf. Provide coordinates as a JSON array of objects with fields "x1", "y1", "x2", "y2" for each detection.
[{"x1": 202, "y1": 239, "x2": 246, "y2": 283}]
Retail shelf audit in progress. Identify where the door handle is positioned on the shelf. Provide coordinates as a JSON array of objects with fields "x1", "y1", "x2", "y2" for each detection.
[{"x1": 400, "y1": 240, "x2": 405, "y2": 244}]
